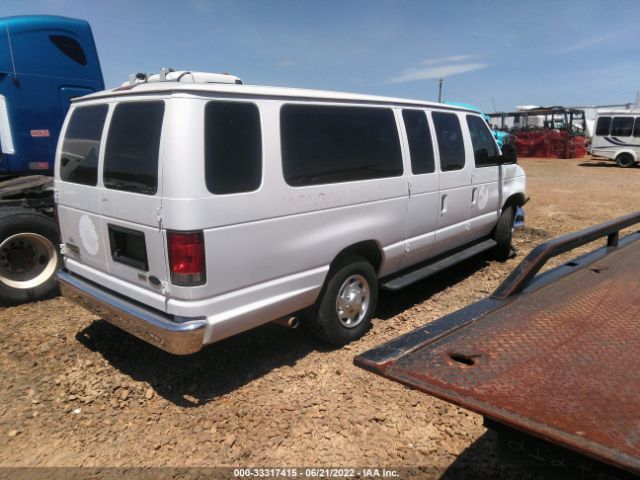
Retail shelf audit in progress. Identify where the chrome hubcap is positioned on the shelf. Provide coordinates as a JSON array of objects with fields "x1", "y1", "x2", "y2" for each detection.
[
  {"x1": 336, "y1": 274, "x2": 369, "y2": 328},
  {"x1": 0, "y1": 233, "x2": 58, "y2": 289}
]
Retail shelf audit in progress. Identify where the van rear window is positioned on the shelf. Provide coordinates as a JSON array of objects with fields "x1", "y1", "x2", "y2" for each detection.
[
  {"x1": 281, "y1": 105, "x2": 402, "y2": 186},
  {"x1": 204, "y1": 101, "x2": 262, "y2": 194},
  {"x1": 104, "y1": 102, "x2": 164, "y2": 195},
  {"x1": 60, "y1": 105, "x2": 108, "y2": 186}
]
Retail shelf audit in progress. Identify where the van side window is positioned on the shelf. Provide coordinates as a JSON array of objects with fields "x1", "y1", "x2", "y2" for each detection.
[
  {"x1": 402, "y1": 110, "x2": 434, "y2": 174},
  {"x1": 205, "y1": 102, "x2": 262, "y2": 194},
  {"x1": 104, "y1": 102, "x2": 164, "y2": 195},
  {"x1": 432, "y1": 112, "x2": 465, "y2": 171},
  {"x1": 466, "y1": 115, "x2": 499, "y2": 167},
  {"x1": 60, "y1": 105, "x2": 108, "y2": 186},
  {"x1": 281, "y1": 105, "x2": 402, "y2": 186},
  {"x1": 595, "y1": 117, "x2": 611, "y2": 136},
  {"x1": 611, "y1": 117, "x2": 633, "y2": 137},
  {"x1": 634, "y1": 118, "x2": 640, "y2": 137}
]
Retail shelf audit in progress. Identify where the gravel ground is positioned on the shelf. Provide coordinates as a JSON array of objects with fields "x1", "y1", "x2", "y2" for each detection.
[{"x1": 1, "y1": 156, "x2": 639, "y2": 478}]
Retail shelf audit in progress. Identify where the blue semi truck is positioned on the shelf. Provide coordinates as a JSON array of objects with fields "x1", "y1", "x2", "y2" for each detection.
[{"x1": 0, "y1": 15, "x2": 104, "y2": 303}]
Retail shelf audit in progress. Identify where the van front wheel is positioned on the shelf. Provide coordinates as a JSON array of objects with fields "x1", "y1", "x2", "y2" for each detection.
[
  {"x1": 494, "y1": 205, "x2": 515, "y2": 261},
  {"x1": 307, "y1": 257, "x2": 378, "y2": 346}
]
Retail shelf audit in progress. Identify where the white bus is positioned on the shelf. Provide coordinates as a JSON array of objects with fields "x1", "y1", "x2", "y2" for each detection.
[{"x1": 591, "y1": 111, "x2": 640, "y2": 167}]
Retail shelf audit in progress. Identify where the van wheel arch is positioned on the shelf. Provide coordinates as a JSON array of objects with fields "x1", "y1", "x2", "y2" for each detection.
[
  {"x1": 493, "y1": 194, "x2": 526, "y2": 261},
  {"x1": 501, "y1": 193, "x2": 526, "y2": 212},
  {"x1": 329, "y1": 240, "x2": 383, "y2": 276}
]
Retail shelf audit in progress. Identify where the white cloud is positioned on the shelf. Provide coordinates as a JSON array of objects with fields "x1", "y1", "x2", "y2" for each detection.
[
  {"x1": 553, "y1": 33, "x2": 616, "y2": 54},
  {"x1": 422, "y1": 54, "x2": 476, "y2": 66},
  {"x1": 388, "y1": 63, "x2": 488, "y2": 84}
]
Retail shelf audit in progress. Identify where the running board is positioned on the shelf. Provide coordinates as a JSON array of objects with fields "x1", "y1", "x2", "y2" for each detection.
[{"x1": 381, "y1": 239, "x2": 497, "y2": 291}]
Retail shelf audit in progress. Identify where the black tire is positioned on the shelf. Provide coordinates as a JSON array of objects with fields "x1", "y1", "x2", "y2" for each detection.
[
  {"x1": 306, "y1": 256, "x2": 378, "y2": 346},
  {"x1": 616, "y1": 153, "x2": 636, "y2": 168},
  {"x1": 493, "y1": 205, "x2": 515, "y2": 262},
  {"x1": 0, "y1": 207, "x2": 61, "y2": 305}
]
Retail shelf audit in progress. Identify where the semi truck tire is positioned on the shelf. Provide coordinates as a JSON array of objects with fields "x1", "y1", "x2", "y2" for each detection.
[{"x1": 0, "y1": 207, "x2": 61, "y2": 305}]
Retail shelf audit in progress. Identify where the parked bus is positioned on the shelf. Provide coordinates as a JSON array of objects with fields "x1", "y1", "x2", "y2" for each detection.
[{"x1": 591, "y1": 111, "x2": 640, "y2": 167}]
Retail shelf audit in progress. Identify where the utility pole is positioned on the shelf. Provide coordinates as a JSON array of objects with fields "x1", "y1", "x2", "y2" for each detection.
[{"x1": 438, "y1": 78, "x2": 443, "y2": 103}]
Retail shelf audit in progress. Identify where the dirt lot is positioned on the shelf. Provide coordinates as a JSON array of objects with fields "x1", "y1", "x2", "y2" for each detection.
[{"x1": 1, "y1": 156, "x2": 639, "y2": 478}]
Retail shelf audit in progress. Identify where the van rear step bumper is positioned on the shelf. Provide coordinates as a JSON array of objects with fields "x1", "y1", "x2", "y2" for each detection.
[{"x1": 58, "y1": 270, "x2": 206, "y2": 355}]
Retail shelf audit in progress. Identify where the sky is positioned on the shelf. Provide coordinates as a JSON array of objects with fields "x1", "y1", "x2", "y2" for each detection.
[{"x1": 3, "y1": 0, "x2": 640, "y2": 112}]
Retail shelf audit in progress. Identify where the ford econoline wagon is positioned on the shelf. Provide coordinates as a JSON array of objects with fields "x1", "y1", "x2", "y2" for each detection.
[{"x1": 54, "y1": 74, "x2": 526, "y2": 354}]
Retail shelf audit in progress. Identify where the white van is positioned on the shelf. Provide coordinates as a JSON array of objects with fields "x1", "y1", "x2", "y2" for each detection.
[
  {"x1": 54, "y1": 76, "x2": 526, "y2": 354},
  {"x1": 591, "y1": 111, "x2": 640, "y2": 167}
]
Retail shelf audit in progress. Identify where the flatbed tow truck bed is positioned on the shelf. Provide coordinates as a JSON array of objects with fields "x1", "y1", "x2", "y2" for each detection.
[{"x1": 355, "y1": 212, "x2": 640, "y2": 479}]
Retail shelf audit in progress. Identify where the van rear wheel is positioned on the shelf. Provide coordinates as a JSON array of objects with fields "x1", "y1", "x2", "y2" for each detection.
[
  {"x1": 306, "y1": 257, "x2": 378, "y2": 346},
  {"x1": 616, "y1": 153, "x2": 635, "y2": 168}
]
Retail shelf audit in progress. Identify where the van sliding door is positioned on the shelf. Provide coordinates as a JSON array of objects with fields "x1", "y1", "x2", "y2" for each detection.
[
  {"x1": 399, "y1": 109, "x2": 439, "y2": 268},
  {"x1": 431, "y1": 111, "x2": 475, "y2": 256}
]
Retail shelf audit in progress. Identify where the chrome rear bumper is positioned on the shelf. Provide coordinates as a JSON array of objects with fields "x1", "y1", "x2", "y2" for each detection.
[{"x1": 58, "y1": 270, "x2": 206, "y2": 355}]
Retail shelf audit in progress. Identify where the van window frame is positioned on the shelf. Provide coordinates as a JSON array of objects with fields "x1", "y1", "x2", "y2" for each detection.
[
  {"x1": 204, "y1": 100, "x2": 263, "y2": 195},
  {"x1": 633, "y1": 117, "x2": 640, "y2": 138},
  {"x1": 402, "y1": 108, "x2": 435, "y2": 175},
  {"x1": 595, "y1": 116, "x2": 612, "y2": 136},
  {"x1": 103, "y1": 100, "x2": 165, "y2": 196},
  {"x1": 432, "y1": 111, "x2": 466, "y2": 172},
  {"x1": 466, "y1": 114, "x2": 500, "y2": 167},
  {"x1": 610, "y1": 116, "x2": 634, "y2": 137},
  {"x1": 280, "y1": 103, "x2": 404, "y2": 187},
  {"x1": 59, "y1": 103, "x2": 109, "y2": 186}
]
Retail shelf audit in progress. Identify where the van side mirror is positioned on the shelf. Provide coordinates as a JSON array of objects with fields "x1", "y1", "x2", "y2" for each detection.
[{"x1": 500, "y1": 144, "x2": 518, "y2": 164}]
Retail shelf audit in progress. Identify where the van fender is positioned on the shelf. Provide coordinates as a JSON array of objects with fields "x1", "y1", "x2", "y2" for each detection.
[
  {"x1": 310, "y1": 240, "x2": 385, "y2": 306},
  {"x1": 500, "y1": 169, "x2": 527, "y2": 213},
  {"x1": 614, "y1": 149, "x2": 638, "y2": 162}
]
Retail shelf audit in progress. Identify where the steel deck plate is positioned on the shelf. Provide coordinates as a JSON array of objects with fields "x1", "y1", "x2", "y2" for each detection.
[{"x1": 360, "y1": 237, "x2": 640, "y2": 475}]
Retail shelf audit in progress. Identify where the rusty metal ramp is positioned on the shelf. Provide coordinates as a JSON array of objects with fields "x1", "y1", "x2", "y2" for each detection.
[{"x1": 356, "y1": 212, "x2": 640, "y2": 476}]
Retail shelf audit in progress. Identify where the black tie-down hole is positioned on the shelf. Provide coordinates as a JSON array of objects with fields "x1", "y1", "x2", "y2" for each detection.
[
  {"x1": 449, "y1": 352, "x2": 482, "y2": 366},
  {"x1": 590, "y1": 267, "x2": 609, "y2": 274}
]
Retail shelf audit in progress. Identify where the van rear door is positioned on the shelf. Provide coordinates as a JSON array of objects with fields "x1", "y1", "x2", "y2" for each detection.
[{"x1": 56, "y1": 100, "x2": 169, "y2": 309}]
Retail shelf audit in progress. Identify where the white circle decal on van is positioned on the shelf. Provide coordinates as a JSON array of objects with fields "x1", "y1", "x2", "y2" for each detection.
[
  {"x1": 79, "y1": 215, "x2": 99, "y2": 256},
  {"x1": 478, "y1": 185, "x2": 489, "y2": 210}
]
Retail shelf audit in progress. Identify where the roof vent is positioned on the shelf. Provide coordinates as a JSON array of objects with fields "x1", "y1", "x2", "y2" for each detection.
[{"x1": 122, "y1": 68, "x2": 243, "y2": 86}]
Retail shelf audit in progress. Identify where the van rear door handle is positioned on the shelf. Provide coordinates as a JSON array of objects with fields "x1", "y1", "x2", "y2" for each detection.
[
  {"x1": 440, "y1": 194, "x2": 448, "y2": 215},
  {"x1": 472, "y1": 188, "x2": 478, "y2": 205}
]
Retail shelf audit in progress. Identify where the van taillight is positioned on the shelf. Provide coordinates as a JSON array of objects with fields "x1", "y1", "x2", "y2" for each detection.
[{"x1": 167, "y1": 231, "x2": 206, "y2": 286}]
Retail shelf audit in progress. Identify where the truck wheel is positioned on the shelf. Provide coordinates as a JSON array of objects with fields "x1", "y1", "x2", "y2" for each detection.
[
  {"x1": 0, "y1": 207, "x2": 61, "y2": 305},
  {"x1": 494, "y1": 205, "x2": 515, "y2": 261},
  {"x1": 616, "y1": 153, "x2": 636, "y2": 168},
  {"x1": 306, "y1": 257, "x2": 378, "y2": 346}
]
